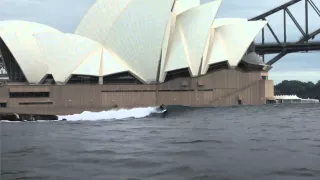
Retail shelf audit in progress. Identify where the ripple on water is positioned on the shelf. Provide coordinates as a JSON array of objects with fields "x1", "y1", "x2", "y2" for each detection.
[
  {"x1": 15, "y1": 176, "x2": 48, "y2": 180},
  {"x1": 5, "y1": 146, "x2": 41, "y2": 158},
  {"x1": 170, "y1": 140, "x2": 224, "y2": 144},
  {"x1": 150, "y1": 165, "x2": 195, "y2": 177},
  {"x1": 287, "y1": 138, "x2": 311, "y2": 141},
  {"x1": 111, "y1": 158, "x2": 164, "y2": 168},
  {"x1": 159, "y1": 150, "x2": 210, "y2": 157},
  {"x1": 76, "y1": 149, "x2": 117, "y2": 155},
  {"x1": 269, "y1": 168, "x2": 320, "y2": 177},
  {"x1": 310, "y1": 144, "x2": 320, "y2": 148},
  {"x1": 249, "y1": 137, "x2": 277, "y2": 143},
  {"x1": 1, "y1": 171, "x2": 29, "y2": 175},
  {"x1": 250, "y1": 148, "x2": 269, "y2": 152}
]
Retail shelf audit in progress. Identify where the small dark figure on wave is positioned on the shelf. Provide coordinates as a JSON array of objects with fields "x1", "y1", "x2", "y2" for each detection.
[{"x1": 159, "y1": 104, "x2": 166, "y2": 111}]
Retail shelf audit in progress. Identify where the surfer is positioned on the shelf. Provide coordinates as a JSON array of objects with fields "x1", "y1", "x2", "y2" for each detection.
[
  {"x1": 158, "y1": 104, "x2": 168, "y2": 117},
  {"x1": 159, "y1": 104, "x2": 166, "y2": 111}
]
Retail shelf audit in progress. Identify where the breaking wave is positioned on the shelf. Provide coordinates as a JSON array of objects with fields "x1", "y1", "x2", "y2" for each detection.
[
  {"x1": 0, "y1": 105, "x2": 201, "y2": 122},
  {"x1": 57, "y1": 107, "x2": 162, "y2": 121}
]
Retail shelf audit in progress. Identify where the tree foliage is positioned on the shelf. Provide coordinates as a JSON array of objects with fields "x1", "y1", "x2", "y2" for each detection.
[{"x1": 275, "y1": 80, "x2": 320, "y2": 100}]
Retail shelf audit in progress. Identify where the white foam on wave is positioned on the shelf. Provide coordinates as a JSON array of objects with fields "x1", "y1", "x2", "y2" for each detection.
[
  {"x1": 58, "y1": 106, "x2": 160, "y2": 121},
  {"x1": 0, "y1": 120, "x2": 21, "y2": 123}
]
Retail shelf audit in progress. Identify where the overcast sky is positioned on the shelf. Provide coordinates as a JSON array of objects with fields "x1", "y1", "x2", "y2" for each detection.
[{"x1": 0, "y1": 0, "x2": 319, "y2": 84}]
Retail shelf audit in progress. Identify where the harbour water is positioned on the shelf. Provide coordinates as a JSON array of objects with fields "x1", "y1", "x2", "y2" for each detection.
[{"x1": 1, "y1": 104, "x2": 320, "y2": 180}]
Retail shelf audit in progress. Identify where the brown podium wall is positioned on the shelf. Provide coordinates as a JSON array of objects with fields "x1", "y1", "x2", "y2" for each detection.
[{"x1": 0, "y1": 69, "x2": 274, "y2": 115}]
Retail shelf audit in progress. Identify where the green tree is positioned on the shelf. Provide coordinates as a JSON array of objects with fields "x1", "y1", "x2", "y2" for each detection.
[{"x1": 275, "y1": 80, "x2": 319, "y2": 100}]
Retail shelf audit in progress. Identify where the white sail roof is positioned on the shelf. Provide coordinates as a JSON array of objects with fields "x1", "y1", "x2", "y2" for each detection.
[
  {"x1": 163, "y1": 0, "x2": 222, "y2": 78},
  {"x1": 72, "y1": 47, "x2": 102, "y2": 77},
  {"x1": 34, "y1": 32, "x2": 137, "y2": 83},
  {"x1": 212, "y1": 18, "x2": 247, "y2": 28},
  {"x1": 160, "y1": 13, "x2": 177, "y2": 82},
  {"x1": 35, "y1": 32, "x2": 101, "y2": 82},
  {"x1": 75, "y1": 0, "x2": 132, "y2": 43},
  {"x1": 72, "y1": 47, "x2": 136, "y2": 77},
  {"x1": 0, "y1": 20, "x2": 60, "y2": 83},
  {"x1": 76, "y1": 0, "x2": 175, "y2": 83},
  {"x1": 173, "y1": 0, "x2": 201, "y2": 15},
  {"x1": 202, "y1": 19, "x2": 267, "y2": 74},
  {"x1": 0, "y1": 20, "x2": 59, "y2": 35},
  {"x1": 201, "y1": 18, "x2": 247, "y2": 73}
]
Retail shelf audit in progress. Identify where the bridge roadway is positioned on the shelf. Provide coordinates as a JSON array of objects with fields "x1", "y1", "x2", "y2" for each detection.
[{"x1": 255, "y1": 41, "x2": 320, "y2": 54}]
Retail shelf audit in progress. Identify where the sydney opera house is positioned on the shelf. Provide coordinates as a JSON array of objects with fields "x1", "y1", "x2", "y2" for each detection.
[{"x1": 0, "y1": 0, "x2": 274, "y2": 118}]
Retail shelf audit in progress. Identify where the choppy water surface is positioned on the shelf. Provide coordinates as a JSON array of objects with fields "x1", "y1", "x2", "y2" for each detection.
[{"x1": 1, "y1": 104, "x2": 320, "y2": 180}]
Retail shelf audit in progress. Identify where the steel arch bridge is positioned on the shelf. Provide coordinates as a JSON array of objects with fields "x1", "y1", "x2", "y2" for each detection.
[{"x1": 250, "y1": 0, "x2": 320, "y2": 65}]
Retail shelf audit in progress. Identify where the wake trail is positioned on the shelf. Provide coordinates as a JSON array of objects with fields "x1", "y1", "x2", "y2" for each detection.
[{"x1": 58, "y1": 107, "x2": 161, "y2": 121}]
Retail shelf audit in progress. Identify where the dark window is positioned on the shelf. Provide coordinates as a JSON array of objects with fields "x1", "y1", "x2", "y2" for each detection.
[
  {"x1": 158, "y1": 89, "x2": 194, "y2": 92},
  {"x1": 19, "y1": 102, "x2": 53, "y2": 105},
  {"x1": 262, "y1": 76, "x2": 268, "y2": 80},
  {"x1": 198, "y1": 89, "x2": 213, "y2": 92},
  {"x1": 207, "y1": 61, "x2": 229, "y2": 73},
  {"x1": 41, "y1": 74, "x2": 56, "y2": 84},
  {"x1": 266, "y1": 100, "x2": 276, "y2": 104},
  {"x1": 0, "y1": 103, "x2": 7, "y2": 108},
  {"x1": 165, "y1": 68, "x2": 191, "y2": 82},
  {"x1": 67, "y1": 75, "x2": 99, "y2": 84},
  {"x1": 237, "y1": 61, "x2": 247, "y2": 70},
  {"x1": 0, "y1": 37, "x2": 27, "y2": 82},
  {"x1": 103, "y1": 72, "x2": 142, "y2": 84},
  {"x1": 102, "y1": 90, "x2": 154, "y2": 92},
  {"x1": 9, "y1": 92, "x2": 50, "y2": 98},
  {"x1": 238, "y1": 61, "x2": 264, "y2": 71}
]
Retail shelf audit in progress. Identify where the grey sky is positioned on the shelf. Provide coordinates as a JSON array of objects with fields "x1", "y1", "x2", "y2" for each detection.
[{"x1": 0, "y1": 0, "x2": 319, "y2": 84}]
